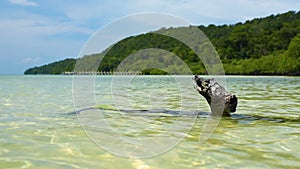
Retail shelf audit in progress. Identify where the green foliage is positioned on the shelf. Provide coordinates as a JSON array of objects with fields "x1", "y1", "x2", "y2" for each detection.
[
  {"x1": 223, "y1": 52, "x2": 300, "y2": 75},
  {"x1": 142, "y1": 68, "x2": 168, "y2": 75},
  {"x1": 199, "y1": 11, "x2": 300, "y2": 60},
  {"x1": 288, "y1": 33, "x2": 300, "y2": 58},
  {"x1": 24, "y1": 11, "x2": 300, "y2": 75},
  {"x1": 24, "y1": 58, "x2": 76, "y2": 74},
  {"x1": 98, "y1": 33, "x2": 203, "y2": 74}
]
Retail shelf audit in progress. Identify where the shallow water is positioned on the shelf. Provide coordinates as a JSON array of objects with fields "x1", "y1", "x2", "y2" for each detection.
[{"x1": 0, "y1": 75, "x2": 299, "y2": 168}]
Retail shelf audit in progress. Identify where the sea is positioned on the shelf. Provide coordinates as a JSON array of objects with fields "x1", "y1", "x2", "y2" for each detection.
[{"x1": 0, "y1": 75, "x2": 299, "y2": 169}]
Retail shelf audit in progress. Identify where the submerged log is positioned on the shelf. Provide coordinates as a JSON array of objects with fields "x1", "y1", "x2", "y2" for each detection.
[{"x1": 193, "y1": 75, "x2": 238, "y2": 117}]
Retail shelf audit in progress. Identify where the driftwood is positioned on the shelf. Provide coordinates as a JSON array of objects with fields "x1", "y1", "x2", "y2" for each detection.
[{"x1": 193, "y1": 75, "x2": 238, "y2": 117}]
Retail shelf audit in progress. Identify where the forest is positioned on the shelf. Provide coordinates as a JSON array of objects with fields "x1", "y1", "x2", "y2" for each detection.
[{"x1": 24, "y1": 11, "x2": 300, "y2": 75}]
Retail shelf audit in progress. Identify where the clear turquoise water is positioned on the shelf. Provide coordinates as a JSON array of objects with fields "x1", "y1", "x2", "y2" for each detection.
[{"x1": 0, "y1": 75, "x2": 299, "y2": 168}]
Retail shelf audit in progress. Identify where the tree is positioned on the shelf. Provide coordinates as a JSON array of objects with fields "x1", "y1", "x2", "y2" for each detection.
[
  {"x1": 286, "y1": 33, "x2": 300, "y2": 74},
  {"x1": 288, "y1": 33, "x2": 300, "y2": 58}
]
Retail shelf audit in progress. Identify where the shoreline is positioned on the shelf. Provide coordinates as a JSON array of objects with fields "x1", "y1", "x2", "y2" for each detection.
[{"x1": 3, "y1": 74, "x2": 299, "y2": 77}]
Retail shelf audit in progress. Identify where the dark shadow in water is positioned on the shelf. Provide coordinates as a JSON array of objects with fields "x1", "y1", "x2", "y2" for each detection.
[
  {"x1": 67, "y1": 107, "x2": 300, "y2": 123},
  {"x1": 229, "y1": 114, "x2": 300, "y2": 123},
  {"x1": 68, "y1": 107, "x2": 200, "y2": 116}
]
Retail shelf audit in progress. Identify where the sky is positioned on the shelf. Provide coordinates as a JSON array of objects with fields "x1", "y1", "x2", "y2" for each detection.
[{"x1": 0, "y1": 0, "x2": 299, "y2": 74}]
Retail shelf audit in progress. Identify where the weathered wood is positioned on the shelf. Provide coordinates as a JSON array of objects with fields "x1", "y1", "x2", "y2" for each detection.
[{"x1": 193, "y1": 75, "x2": 238, "y2": 117}]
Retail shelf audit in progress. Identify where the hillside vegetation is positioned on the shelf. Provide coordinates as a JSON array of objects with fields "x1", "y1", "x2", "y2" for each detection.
[{"x1": 24, "y1": 11, "x2": 300, "y2": 75}]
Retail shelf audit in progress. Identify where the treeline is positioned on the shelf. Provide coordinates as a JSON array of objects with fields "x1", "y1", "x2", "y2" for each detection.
[
  {"x1": 223, "y1": 32, "x2": 300, "y2": 75},
  {"x1": 24, "y1": 11, "x2": 300, "y2": 75},
  {"x1": 200, "y1": 10, "x2": 300, "y2": 75},
  {"x1": 24, "y1": 59, "x2": 76, "y2": 74}
]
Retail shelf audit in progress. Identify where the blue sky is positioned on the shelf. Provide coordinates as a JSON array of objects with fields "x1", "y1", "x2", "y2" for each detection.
[{"x1": 0, "y1": 0, "x2": 299, "y2": 74}]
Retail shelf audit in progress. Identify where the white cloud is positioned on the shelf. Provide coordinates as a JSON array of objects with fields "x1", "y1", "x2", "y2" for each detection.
[
  {"x1": 1, "y1": 0, "x2": 300, "y2": 74},
  {"x1": 0, "y1": 10, "x2": 92, "y2": 73},
  {"x1": 9, "y1": 0, "x2": 38, "y2": 7},
  {"x1": 21, "y1": 56, "x2": 41, "y2": 65},
  {"x1": 0, "y1": 14, "x2": 94, "y2": 38},
  {"x1": 108, "y1": 0, "x2": 300, "y2": 25}
]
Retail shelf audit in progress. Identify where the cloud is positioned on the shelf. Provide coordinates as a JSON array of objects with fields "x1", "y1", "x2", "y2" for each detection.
[
  {"x1": 1, "y1": 0, "x2": 300, "y2": 74},
  {"x1": 9, "y1": 0, "x2": 38, "y2": 7},
  {"x1": 0, "y1": 9, "x2": 92, "y2": 74},
  {"x1": 0, "y1": 13, "x2": 94, "y2": 38},
  {"x1": 58, "y1": 0, "x2": 300, "y2": 27},
  {"x1": 21, "y1": 56, "x2": 41, "y2": 65}
]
